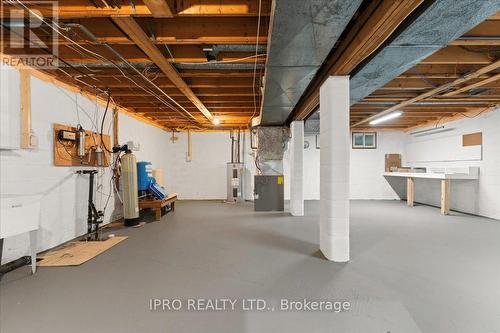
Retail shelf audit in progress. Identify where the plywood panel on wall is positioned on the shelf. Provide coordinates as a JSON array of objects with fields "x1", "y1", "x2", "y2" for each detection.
[
  {"x1": 53, "y1": 123, "x2": 111, "y2": 167},
  {"x1": 462, "y1": 132, "x2": 482, "y2": 146}
]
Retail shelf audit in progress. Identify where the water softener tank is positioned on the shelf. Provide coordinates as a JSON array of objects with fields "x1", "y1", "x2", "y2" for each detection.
[
  {"x1": 137, "y1": 161, "x2": 153, "y2": 191},
  {"x1": 121, "y1": 151, "x2": 139, "y2": 226}
]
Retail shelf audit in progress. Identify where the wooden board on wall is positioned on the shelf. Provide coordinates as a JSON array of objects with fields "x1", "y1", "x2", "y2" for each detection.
[
  {"x1": 462, "y1": 132, "x2": 482, "y2": 146},
  {"x1": 53, "y1": 123, "x2": 111, "y2": 167}
]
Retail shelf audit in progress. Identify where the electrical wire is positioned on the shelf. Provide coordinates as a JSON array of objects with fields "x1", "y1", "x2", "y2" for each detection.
[
  {"x1": 100, "y1": 91, "x2": 113, "y2": 153},
  {"x1": 433, "y1": 104, "x2": 496, "y2": 128},
  {"x1": 11, "y1": 0, "x2": 196, "y2": 123},
  {"x1": 177, "y1": 53, "x2": 266, "y2": 65},
  {"x1": 75, "y1": 93, "x2": 82, "y2": 124},
  {"x1": 10, "y1": 1, "x2": 124, "y2": 222},
  {"x1": 456, "y1": 105, "x2": 496, "y2": 118}
]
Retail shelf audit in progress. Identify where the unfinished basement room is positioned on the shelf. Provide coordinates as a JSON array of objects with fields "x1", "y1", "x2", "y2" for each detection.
[{"x1": 1, "y1": 1, "x2": 500, "y2": 332}]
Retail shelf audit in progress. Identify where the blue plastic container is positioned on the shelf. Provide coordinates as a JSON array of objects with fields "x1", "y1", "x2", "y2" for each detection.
[{"x1": 137, "y1": 161, "x2": 153, "y2": 191}]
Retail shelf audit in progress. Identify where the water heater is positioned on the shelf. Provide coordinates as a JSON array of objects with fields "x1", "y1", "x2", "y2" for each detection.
[
  {"x1": 227, "y1": 162, "x2": 244, "y2": 202},
  {"x1": 121, "y1": 151, "x2": 139, "y2": 226}
]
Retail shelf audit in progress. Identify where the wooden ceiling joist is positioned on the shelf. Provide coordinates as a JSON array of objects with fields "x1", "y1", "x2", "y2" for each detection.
[
  {"x1": 142, "y1": 0, "x2": 174, "y2": 18},
  {"x1": 0, "y1": 0, "x2": 272, "y2": 19},
  {"x1": 352, "y1": 59, "x2": 500, "y2": 127},
  {"x1": 112, "y1": 15, "x2": 213, "y2": 123},
  {"x1": 442, "y1": 73, "x2": 500, "y2": 97},
  {"x1": 420, "y1": 46, "x2": 494, "y2": 64}
]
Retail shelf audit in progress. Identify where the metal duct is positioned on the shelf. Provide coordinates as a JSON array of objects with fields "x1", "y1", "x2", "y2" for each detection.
[
  {"x1": 304, "y1": 119, "x2": 320, "y2": 134},
  {"x1": 256, "y1": 127, "x2": 289, "y2": 160},
  {"x1": 212, "y1": 44, "x2": 266, "y2": 54},
  {"x1": 258, "y1": 0, "x2": 362, "y2": 125},
  {"x1": 230, "y1": 129, "x2": 241, "y2": 164},
  {"x1": 349, "y1": 0, "x2": 500, "y2": 105}
]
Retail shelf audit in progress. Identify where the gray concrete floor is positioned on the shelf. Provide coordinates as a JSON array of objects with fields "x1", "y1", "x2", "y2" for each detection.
[{"x1": 1, "y1": 200, "x2": 499, "y2": 333}]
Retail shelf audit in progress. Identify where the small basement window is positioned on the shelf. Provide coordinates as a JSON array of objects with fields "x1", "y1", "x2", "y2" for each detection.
[{"x1": 352, "y1": 132, "x2": 377, "y2": 149}]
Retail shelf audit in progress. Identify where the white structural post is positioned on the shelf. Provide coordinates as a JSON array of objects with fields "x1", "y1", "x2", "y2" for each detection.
[
  {"x1": 290, "y1": 120, "x2": 304, "y2": 216},
  {"x1": 319, "y1": 76, "x2": 350, "y2": 262}
]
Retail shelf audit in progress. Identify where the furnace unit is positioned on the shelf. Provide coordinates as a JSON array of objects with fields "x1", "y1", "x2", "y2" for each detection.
[{"x1": 254, "y1": 175, "x2": 284, "y2": 211}]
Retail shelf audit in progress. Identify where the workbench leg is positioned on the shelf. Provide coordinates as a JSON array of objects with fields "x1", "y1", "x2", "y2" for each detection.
[
  {"x1": 171, "y1": 202, "x2": 175, "y2": 212},
  {"x1": 29, "y1": 230, "x2": 37, "y2": 274},
  {"x1": 441, "y1": 179, "x2": 450, "y2": 215},
  {"x1": 0, "y1": 238, "x2": 3, "y2": 280},
  {"x1": 155, "y1": 208, "x2": 161, "y2": 220},
  {"x1": 407, "y1": 177, "x2": 414, "y2": 207}
]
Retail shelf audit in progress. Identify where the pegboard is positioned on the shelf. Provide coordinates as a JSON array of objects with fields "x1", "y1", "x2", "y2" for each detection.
[{"x1": 53, "y1": 123, "x2": 111, "y2": 167}]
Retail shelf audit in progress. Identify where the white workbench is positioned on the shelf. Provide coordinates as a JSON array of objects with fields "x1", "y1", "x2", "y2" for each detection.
[
  {"x1": 0, "y1": 195, "x2": 41, "y2": 274},
  {"x1": 383, "y1": 167, "x2": 479, "y2": 214}
]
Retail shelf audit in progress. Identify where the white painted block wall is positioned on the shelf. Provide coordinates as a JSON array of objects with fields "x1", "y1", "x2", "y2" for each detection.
[
  {"x1": 1, "y1": 66, "x2": 117, "y2": 264},
  {"x1": 405, "y1": 109, "x2": 500, "y2": 219},
  {"x1": 350, "y1": 132, "x2": 407, "y2": 199},
  {"x1": 282, "y1": 132, "x2": 407, "y2": 201}
]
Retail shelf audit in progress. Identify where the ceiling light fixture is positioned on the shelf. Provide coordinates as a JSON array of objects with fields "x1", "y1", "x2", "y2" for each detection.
[
  {"x1": 212, "y1": 117, "x2": 221, "y2": 125},
  {"x1": 369, "y1": 111, "x2": 402, "y2": 125}
]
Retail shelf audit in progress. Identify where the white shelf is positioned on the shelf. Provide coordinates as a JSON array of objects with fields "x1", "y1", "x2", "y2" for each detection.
[{"x1": 383, "y1": 167, "x2": 479, "y2": 180}]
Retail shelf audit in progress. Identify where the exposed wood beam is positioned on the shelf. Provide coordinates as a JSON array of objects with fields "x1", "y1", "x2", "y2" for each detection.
[
  {"x1": 0, "y1": 0, "x2": 271, "y2": 18},
  {"x1": 114, "y1": 96, "x2": 257, "y2": 104},
  {"x1": 398, "y1": 73, "x2": 491, "y2": 79},
  {"x1": 171, "y1": 0, "x2": 271, "y2": 16},
  {"x1": 289, "y1": 0, "x2": 424, "y2": 122},
  {"x1": 143, "y1": 0, "x2": 173, "y2": 18},
  {"x1": 450, "y1": 38, "x2": 500, "y2": 46},
  {"x1": 352, "y1": 59, "x2": 500, "y2": 127},
  {"x1": 42, "y1": 17, "x2": 268, "y2": 45},
  {"x1": 73, "y1": 70, "x2": 261, "y2": 78},
  {"x1": 406, "y1": 104, "x2": 498, "y2": 131},
  {"x1": 464, "y1": 20, "x2": 500, "y2": 36},
  {"x1": 442, "y1": 73, "x2": 500, "y2": 96},
  {"x1": 109, "y1": 87, "x2": 257, "y2": 97},
  {"x1": 112, "y1": 16, "x2": 213, "y2": 123},
  {"x1": 77, "y1": 76, "x2": 257, "y2": 89},
  {"x1": 420, "y1": 46, "x2": 493, "y2": 64}
]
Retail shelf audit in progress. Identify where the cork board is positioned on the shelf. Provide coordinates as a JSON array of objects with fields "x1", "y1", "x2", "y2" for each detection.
[
  {"x1": 385, "y1": 154, "x2": 401, "y2": 172},
  {"x1": 37, "y1": 236, "x2": 127, "y2": 267},
  {"x1": 53, "y1": 123, "x2": 111, "y2": 167},
  {"x1": 462, "y1": 132, "x2": 482, "y2": 147}
]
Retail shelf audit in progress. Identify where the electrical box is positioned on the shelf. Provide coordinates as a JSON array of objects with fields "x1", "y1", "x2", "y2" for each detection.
[
  {"x1": 254, "y1": 175, "x2": 284, "y2": 211},
  {"x1": 227, "y1": 163, "x2": 244, "y2": 202}
]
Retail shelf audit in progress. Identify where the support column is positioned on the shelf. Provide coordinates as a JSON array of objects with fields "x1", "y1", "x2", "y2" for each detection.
[
  {"x1": 407, "y1": 177, "x2": 414, "y2": 207},
  {"x1": 290, "y1": 121, "x2": 304, "y2": 216},
  {"x1": 319, "y1": 76, "x2": 350, "y2": 262},
  {"x1": 441, "y1": 179, "x2": 450, "y2": 215}
]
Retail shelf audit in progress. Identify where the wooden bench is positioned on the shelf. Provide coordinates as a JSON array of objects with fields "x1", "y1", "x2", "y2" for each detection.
[{"x1": 138, "y1": 193, "x2": 178, "y2": 220}]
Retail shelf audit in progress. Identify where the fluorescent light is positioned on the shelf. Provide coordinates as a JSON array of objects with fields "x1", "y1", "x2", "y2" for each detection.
[
  {"x1": 411, "y1": 127, "x2": 455, "y2": 137},
  {"x1": 369, "y1": 111, "x2": 402, "y2": 125},
  {"x1": 212, "y1": 117, "x2": 221, "y2": 125},
  {"x1": 410, "y1": 126, "x2": 445, "y2": 135}
]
